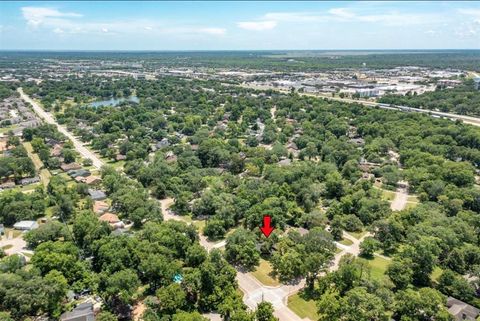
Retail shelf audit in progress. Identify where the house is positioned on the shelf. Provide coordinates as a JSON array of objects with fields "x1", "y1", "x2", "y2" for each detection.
[
  {"x1": 61, "y1": 163, "x2": 82, "y2": 172},
  {"x1": 99, "y1": 213, "x2": 124, "y2": 229},
  {"x1": 45, "y1": 138, "x2": 60, "y2": 146},
  {"x1": 13, "y1": 220, "x2": 39, "y2": 231},
  {"x1": 349, "y1": 137, "x2": 365, "y2": 146},
  {"x1": 0, "y1": 181, "x2": 16, "y2": 190},
  {"x1": 155, "y1": 138, "x2": 170, "y2": 150},
  {"x1": 165, "y1": 151, "x2": 177, "y2": 163},
  {"x1": 115, "y1": 154, "x2": 127, "y2": 161},
  {"x1": 93, "y1": 200, "x2": 109, "y2": 214},
  {"x1": 50, "y1": 144, "x2": 63, "y2": 157},
  {"x1": 60, "y1": 302, "x2": 95, "y2": 321},
  {"x1": 88, "y1": 189, "x2": 106, "y2": 201},
  {"x1": 68, "y1": 169, "x2": 91, "y2": 178},
  {"x1": 278, "y1": 158, "x2": 292, "y2": 166},
  {"x1": 99, "y1": 213, "x2": 120, "y2": 224},
  {"x1": 20, "y1": 176, "x2": 40, "y2": 185},
  {"x1": 84, "y1": 176, "x2": 101, "y2": 185},
  {"x1": 446, "y1": 297, "x2": 480, "y2": 321}
]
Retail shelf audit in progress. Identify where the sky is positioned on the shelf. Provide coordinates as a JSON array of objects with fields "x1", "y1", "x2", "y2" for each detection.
[{"x1": 0, "y1": 1, "x2": 479, "y2": 50}]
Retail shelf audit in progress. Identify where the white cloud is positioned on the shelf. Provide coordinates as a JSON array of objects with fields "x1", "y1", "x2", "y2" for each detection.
[
  {"x1": 261, "y1": 8, "x2": 444, "y2": 27},
  {"x1": 328, "y1": 8, "x2": 355, "y2": 19},
  {"x1": 237, "y1": 20, "x2": 277, "y2": 31},
  {"x1": 458, "y1": 8, "x2": 480, "y2": 18},
  {"x1": 21, "y1": 7, "x2": 82, "y2": 28},
  {"x1": 197, "y1": 27, "x2": 226, "y2": 35},
  {"x1": 263, "y1": 12, "x2": 324, "y2": 22},
  {"x1": 20, "y1": 6, "x2": 226, "y2": 37}
]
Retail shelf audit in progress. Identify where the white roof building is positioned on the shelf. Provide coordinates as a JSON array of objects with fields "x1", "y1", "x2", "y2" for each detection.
[{"x1": 13, "y1": 220, "x2": 39, "y2": 231}]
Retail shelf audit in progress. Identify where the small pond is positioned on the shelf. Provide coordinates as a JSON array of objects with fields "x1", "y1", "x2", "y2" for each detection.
[{"x1": 89, "y1": 96, "x2": 139, "y2": 107}]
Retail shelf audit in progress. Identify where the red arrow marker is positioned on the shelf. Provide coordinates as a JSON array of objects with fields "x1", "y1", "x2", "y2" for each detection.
[{"x1": 260, "y1": 215, "x2": 274, "y2": 238}]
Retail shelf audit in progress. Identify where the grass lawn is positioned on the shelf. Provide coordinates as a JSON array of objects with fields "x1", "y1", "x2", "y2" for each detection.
[
  {"x1": 407, "y1": 195, "x2": 419, "y2": 202},
  {"x1": 251, "y1": 259, "x2": 280, "y2": 287},
  {"x1": 287, "y1": 293, "x2": 319, "y2": 320},
  {"x1": 0, "y1": 125, "x2": 18, "y2": 134},
  {"x1": 39, "y1": 169, "x2": 52, "y2": 187},
  {"x1": 381, "y1": 190, "x2": 396, "y2": 201},
  {"x1": 1, "y1": 244, "x2": 13, "y2": 250},
  {"x1": 192, "y1": 220, "x2": 206, "y2": 232},
  {"x1": 339, "y1": 238, "x2": 353, "y2": 246},
  {"x1": 431, "y1": 266, "x2": 443, "y2": 282},
  {"x1": 335, "y1": 247, "x2": 343, "y2": 253},
  {"x1": 405, "y1": 202, "x2": 418, "y2": 210},
  {"x1": 360, "y1": 256, "x2": 391, "y2": 281},
  {"x1": 349, "y1": 230, "x2": 368, "y2": 239},
  {"x1": 21, "y1": 183, "x2": 42, "y2": 193}
]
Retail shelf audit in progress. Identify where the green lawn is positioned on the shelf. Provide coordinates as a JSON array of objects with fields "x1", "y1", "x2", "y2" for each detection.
[
  {"x1": 349, "y1": 230, "x2": 368, "y2": 239},
  {"x1": 431, "y1": 266, "x2": 443, "y2": 282},
  {"x1": 405, "y1": 202, "x2": 418, "y2": 210},
  {"x1": 251, "y1": 259, "x2": 280, "y2": 287},
  {"x1": 1, "y1": 244, "x2": 13, "y2": 250},
  {"x1": 407, "y1": 195, "x2": 419, "y2": 202},
  {"x1": 339, "y1": 238, "x2": 353, "y2": 246},
  {"x1": 287, "y1": 293, "x2": 319, "y2": 320},
  {"x1": 360, "y1": 256, "x2": 391, "y2": 281},
  {"x1": 192, "y1": 220, "x2": 206, "y2": 232},
  {"x1": 381, "y1": 190, "x2": 396, "y2": 201}
]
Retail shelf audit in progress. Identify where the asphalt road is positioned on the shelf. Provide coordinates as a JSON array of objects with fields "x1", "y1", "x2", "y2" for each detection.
[
  {"x1": 17, "y1": 88, "x2": 105, "y2": 170},
  {"x1": 241, "y1": 84, "x2": 480, "y2": 127}
]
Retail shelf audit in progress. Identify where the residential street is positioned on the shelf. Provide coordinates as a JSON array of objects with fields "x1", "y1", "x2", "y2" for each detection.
[{"x1": 17, "y1": 88, "x2": 105, "y2": 170}]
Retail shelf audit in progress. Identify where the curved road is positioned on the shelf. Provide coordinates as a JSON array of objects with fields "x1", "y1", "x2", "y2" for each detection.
[{"x1": 17, "y1": 88, "x2": 105, "y2": 170}]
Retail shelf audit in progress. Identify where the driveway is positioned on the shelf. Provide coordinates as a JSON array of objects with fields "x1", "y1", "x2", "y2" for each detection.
[
  {"x1": 0, "y1": 233, "x2": 27, "y2": 256},
  {"x1": 391, "y1": 187, "x2": 408, "y2": 211}
]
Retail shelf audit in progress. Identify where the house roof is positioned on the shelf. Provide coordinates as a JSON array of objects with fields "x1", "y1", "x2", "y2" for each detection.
[
  {"x1": 60, "y1": 302, "x2": 94, "y2": 321},
  {"x1": 88, "y1": 189, "x2": 106, "y2": 200},
  {"x1": 13, "y1": 220, "x2": 38, "y2": 229},
  {"x1": 84, "y1": 176, "x2": 101, "y2": 185},
  {"x1": 447, "y1": 297, "x2": 480, "y2": 321},
  {"x1": 93, "y1": 201, "x2": 109, "y2": 214},
  {"x1": 99, "y1": 213, "x2": 120, "y2": 224}
]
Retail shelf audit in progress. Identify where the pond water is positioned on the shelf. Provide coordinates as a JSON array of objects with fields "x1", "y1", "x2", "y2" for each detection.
[{"x1": 89, "y1": 96, "x2": 139, "y2": 107}]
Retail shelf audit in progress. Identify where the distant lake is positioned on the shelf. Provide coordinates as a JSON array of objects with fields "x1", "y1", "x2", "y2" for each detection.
[{"x1": 89, "y1": 96, "x2": 139, "y2": 107}]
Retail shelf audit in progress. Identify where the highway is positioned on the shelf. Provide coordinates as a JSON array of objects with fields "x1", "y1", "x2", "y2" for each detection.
[
  {"x1": 241, "y1": 83, "x2": 480, "y2": 127},
  {"x1": 17, "y1": 88, "x2": 105, "y2": 170}
]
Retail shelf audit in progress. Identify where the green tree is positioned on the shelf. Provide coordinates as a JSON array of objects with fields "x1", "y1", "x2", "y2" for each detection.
[
  {"x1": 255, "y1": 302, "x2": 278, "y2": 321},
  {"x1": 225, "y1": 228, "x2": 260, "y2": 270}
]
